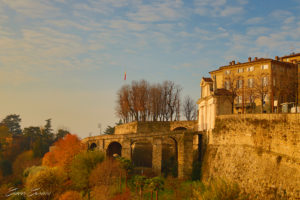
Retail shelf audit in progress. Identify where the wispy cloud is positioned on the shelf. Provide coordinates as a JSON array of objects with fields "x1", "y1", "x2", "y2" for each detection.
[{"x1": 2, "y1": 0, "x2": 60, "y2": 18}]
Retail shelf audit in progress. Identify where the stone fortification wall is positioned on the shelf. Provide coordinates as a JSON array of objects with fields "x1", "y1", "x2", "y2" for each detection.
[
  {"x1": 202, "y1": 114, "x2": 300, "y2": 200},
  {"x1": 114, "y1": 122, "x2": 138, "y2": 135},
  {"x1": 114, "y1": 121, "x2": 197, "y2": 135}
]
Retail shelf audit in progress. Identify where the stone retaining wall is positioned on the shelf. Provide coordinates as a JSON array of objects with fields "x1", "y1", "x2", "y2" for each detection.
[{"x1": 202, "y1": 114, "x2": 300, "y2": 199}]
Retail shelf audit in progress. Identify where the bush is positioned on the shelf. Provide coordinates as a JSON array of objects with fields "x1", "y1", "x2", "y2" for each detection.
[
  {"x1": 192, "y1": 178, "x2": 247, "y2": 200},
  {"x1": 25, "y1": 167, "x2": 66, "y2": 200}
]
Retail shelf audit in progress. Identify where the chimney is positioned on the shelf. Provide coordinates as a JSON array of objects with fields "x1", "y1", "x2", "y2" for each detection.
[
  {"x1": 232, "y1": 60, "x2": 235, "y2": 65},
  {"x1": 229, "y1": 61, "x2": 232, "y2": 65},
  {"x1": 275, "y1": 56, "x2": 279, "y2": 61},
  {"x1": 280, "y1": 57, "x2": 283, "y2": 62},
  {"x1": 248, "y1": 57, "x2": 251, "y2": 62},
  {"x1": 254, "y1": 57, "x2": 258, "y2": 61}
]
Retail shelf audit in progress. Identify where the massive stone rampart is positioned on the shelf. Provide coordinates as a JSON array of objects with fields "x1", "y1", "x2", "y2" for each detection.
[{"x1": 202, "y1": 114, "x2": 300, "y2": 199}]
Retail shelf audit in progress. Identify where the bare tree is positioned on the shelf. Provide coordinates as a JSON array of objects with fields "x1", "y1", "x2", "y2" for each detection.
[
  {"x1": 253, "y1": 72, "x2": 271, "y2": 113},
  {"x1": 183, "y1": 96, "x2": 197, "y2": 120},
  {"x1": 223, "y1": 73, "x2": 240, "y2": 113},
  {"x1": 115, "y1": 80, "x2": 183, "y2": 123},
  {"x1": 163, "y1": 81, "x2": 182, "y2": 121}
]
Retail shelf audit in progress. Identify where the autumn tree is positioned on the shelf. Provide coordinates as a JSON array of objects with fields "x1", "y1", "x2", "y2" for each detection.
[
  {"x1": 42, "y1": 134, "x2": 83, "y2": 173},
  {"x1": 116, "y1": 85, "x2": 132, "y2": 123},
  {"x1": 25, "y1": 167, "x2": 66, "y2": 200},
  {"x1": 183, "y1": 96, "x2": 197, "y2": 120},
  {"x1": 12, "y1": 150, "x2": 41, "y2": 181},
  {"x1": 116, "y1": 80, "x2": 183, "y2": 122},
  {"x1": 149, "y1": 84, "x2": 163, "y2": 121},
  {"x1": 70, "y1": 151, "x2": 105, "y2": 200}
]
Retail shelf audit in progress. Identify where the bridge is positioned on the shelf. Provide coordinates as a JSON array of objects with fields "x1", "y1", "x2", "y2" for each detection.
[{"x1": 81, "y1": 121, "x2": 203, "y2": 179}]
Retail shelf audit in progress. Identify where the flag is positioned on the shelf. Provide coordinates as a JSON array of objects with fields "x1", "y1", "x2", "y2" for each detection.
[{"x1": 124, "y1": 72, "x2": 126, "y2": 80}]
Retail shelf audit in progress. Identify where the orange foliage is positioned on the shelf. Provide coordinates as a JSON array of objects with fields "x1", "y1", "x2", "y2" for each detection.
[
  {"x1": 110, "y1": 189, "x2": 131, "y2": 200},
  {"x1": 89, "y1": 159, "x2": 121, "y2": 187},
  {"x1": 59, "y1": 191, "x2": 83, "y2": 200},
  {"x1": 42, "y1": 134, "x2": 83, "y2": 173}
]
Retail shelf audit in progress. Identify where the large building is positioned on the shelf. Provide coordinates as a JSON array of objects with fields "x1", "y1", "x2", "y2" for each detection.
[
  {"x1": 197, "y1": 53, "x2": 299, "y2": 131},
  {"x1": 209, "y1": 56, "x2": 297, "y2": 114}
]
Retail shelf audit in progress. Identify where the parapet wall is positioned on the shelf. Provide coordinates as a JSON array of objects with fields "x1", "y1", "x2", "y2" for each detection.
[
  {"x1": 114, "y1": 121, "x2": 197, "y2": 135},
  {"x1": 202, "y1": 114, "x2": 300, "y2": 199}
]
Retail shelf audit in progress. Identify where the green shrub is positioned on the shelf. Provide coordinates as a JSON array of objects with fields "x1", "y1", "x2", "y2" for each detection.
[{"x1": 192, "y1": 178, "x2": 248, "y2": 200}]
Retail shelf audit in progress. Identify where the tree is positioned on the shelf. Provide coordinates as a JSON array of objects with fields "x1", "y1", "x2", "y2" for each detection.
[
  {"x1": 132, "y1": 175, "x2": 147, "y2": 199},
  {"x1": 23, "y1": 126, "x2": 42, "y2": 149},
  {"x1": 55, "y1": 129, "x2": 70, "y2": 141},
  {"x1": 89, "y1": 159, "x2": 121, "y2": 192},
  {"x1": 253, "y1": 72, "x2": 271, "y2": 113},
  {"x1": 116, "y1": 80, "x2": 183, "y2": 123},
  {"x1": 32, "y1": 137, "x2": 50, "y2": 158},
  {"x1": 12, "y1": 150, "x2": 41, "y2": 181},
  {"x1": 43, "y1": 119, "x2": 54, "y2": 142},
  {"x1": 183, "y1": 96, "x2": 197, "y2": 120},
  {"x1": 116, "y1": 156, "x2": 134, "y2": 189},
  {"x1": 223, "y1": 73, "x2": 239, "y2": 114},
  {"x1": 104, "y1": 126, "x2": 115, "y2": 135},
  {"x1": 25, "y1": 167, "x2": 66, "y2": 200},
  {"x1": 70, "y1": 151, "x2": 105, "y2": 200},
  {"x1": 42, "y1": 134, "x2": 83, "y2": 173},
  {"x1": 147, "y1": 177, "x2": 164, "y2": 200},
  {"x1": 1, "y1": 114, "x2": 22, "y2": 135}
]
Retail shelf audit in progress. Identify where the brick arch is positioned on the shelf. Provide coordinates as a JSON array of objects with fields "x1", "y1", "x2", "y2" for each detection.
[
  {"x1": 106, "y1": 141, "x2": 122, "y2": 158},
  {"x1": 131, "y1": 139, "x2": 153, "y2": 168},
  {"x1": 89, "y1": 142, "x2": 97, "y2": 150},
  {"x1": 172, "y1": 126, "x2": 187, "y2": 131},
  {"x1": 162, "y1": 136, "x2": 178, "y2": 176}
]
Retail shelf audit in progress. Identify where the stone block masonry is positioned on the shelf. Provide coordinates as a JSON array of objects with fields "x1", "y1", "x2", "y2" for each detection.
[{"x1": 202, "y1": 114, "x2": 300, "y2": 200}]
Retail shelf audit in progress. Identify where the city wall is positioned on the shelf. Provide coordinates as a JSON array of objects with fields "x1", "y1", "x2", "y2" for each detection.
[{"x1": 202, "y1": 114, "x2": 300, "y2": 199}]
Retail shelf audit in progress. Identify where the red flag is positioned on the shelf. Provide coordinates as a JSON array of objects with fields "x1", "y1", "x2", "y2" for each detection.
[{"x1": 124, "y1": 72, "x2": 126, "y2": 80}]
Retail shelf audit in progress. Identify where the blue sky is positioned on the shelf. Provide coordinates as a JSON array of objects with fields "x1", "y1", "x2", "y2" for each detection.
[{"x1": 1, "y1": 0, "x2": 300, "y2": 138}]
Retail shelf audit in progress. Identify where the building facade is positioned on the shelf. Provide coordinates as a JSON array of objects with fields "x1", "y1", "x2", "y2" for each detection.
[
  {"x1": 209, "y1": 56, "x2": 297, "y2": 113},
  {"x1": 197, "y1": 53, "x2": 300, "y2": 131},
  {"x1": 197, "y1": 78, "x2": 232, "y2": 131}
]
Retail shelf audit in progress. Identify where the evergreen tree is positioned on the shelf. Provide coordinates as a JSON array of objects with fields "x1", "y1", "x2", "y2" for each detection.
[{"x1": 1, "y1": 114, "x2": 22, "y2": 135}]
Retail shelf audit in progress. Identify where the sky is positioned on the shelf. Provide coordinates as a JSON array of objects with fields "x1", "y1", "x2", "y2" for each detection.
[{"x1": 0, "y1": 0, "x2": 300, "y2": 138}]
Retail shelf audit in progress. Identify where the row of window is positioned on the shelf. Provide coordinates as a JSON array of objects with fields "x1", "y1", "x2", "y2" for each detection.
[
  {"x1": 224, "y1": 77, "x2": 268, "y2": 89},
  {"x1": 236, "y1": 94, "x2": 269, "y2": 104},
  {"x1": 225, "y1": 64, "x2": 269, "y2": 75}
]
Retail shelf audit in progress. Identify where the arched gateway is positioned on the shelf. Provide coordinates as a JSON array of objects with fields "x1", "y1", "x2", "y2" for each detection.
[{"x1": 107, "y1": 142, "x2": 122, "y2": 157}]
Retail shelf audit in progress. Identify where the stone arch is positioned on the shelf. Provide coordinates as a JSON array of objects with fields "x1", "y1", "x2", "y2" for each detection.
[
  {"x1": 172, "y1": 126, "x2": 187, "y2": 131},
  {"x1": 89, "y1": 142, "x2": 97, "y2": 150},
  {"x1": 131, "y1": 139, "x2": 153, "y2": 168},
  {"x1": 106, "y1": 142, "x2": 122, "y2": 158},
  {"x1": 162, "y1": 136, "x2": 178, "y2": 177}
]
